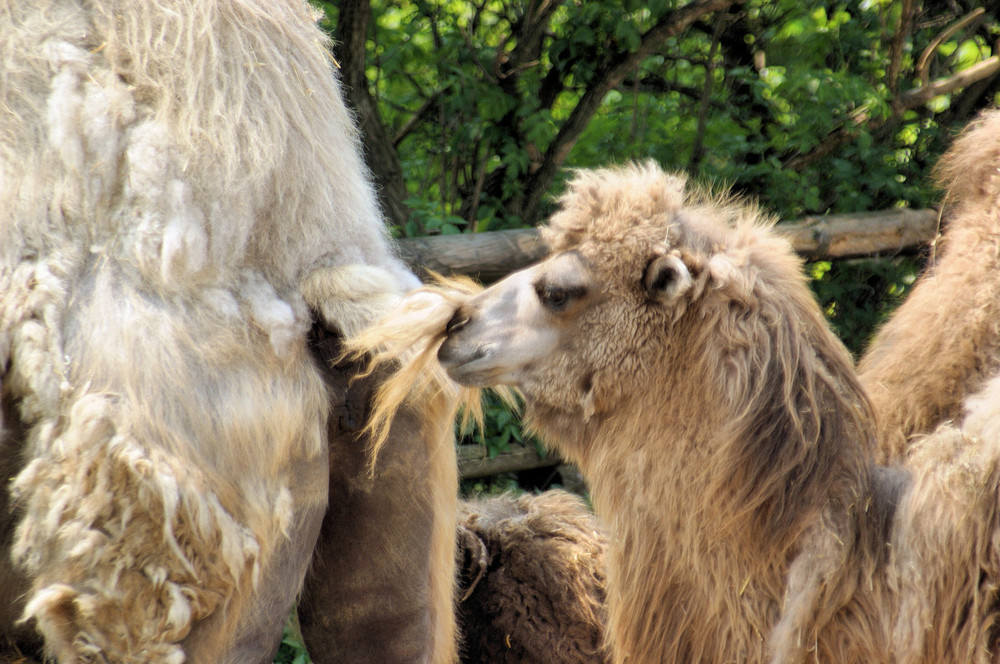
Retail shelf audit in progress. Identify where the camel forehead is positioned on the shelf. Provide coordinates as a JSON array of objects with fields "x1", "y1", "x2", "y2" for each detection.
[
  {"x1": 572, "y1": 235, "x2": 659, "y2": 287},
  {"x1": 549, "y1": 213, "x2": 704, "y2": 288},
  {"x1": 541, "y1": 163, "x2": 735, "y2": 268},
  {"x1": 543, "y1": 170, "x2": 686, "y2": 250}
]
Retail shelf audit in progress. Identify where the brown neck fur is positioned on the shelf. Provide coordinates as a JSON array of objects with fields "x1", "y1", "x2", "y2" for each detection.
[{"x1": 523, "y1": 245, "x2": 882, "y2": 664}]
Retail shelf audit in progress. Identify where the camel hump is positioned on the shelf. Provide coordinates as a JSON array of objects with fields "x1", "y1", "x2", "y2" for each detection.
[{"x1": 934, "y1": 108, "x2": 1000, "y2": 211}]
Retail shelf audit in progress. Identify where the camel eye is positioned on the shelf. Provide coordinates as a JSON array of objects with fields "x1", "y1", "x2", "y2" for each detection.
[
  {"x1": 545, "y1": 289, "x2": 568, "y2": 310},
  {"x1": 535, "y1": 283, "x2": 586, "y2": 313}
]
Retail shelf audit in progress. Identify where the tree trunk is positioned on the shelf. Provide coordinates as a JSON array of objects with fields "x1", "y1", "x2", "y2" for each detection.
[{"x1": 334, "y1": 0, "x2": 411, "y2": 228}]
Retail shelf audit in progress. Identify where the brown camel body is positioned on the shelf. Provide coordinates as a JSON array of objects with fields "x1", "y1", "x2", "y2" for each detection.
[
  {"x1": 859, "y1": 109, "x2": 1000, "y2": 462},
  {"x1": 456, "y1": 490, "x2": 608, "y2": 664},
  {"x1": 298, "y1": 325, "x2": 457, "y2": 664}
]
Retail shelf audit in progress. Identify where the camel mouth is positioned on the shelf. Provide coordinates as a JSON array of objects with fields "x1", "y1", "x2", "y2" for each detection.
[{"x1": 437, "y1": 343, "x2": 499, "y2": 387}]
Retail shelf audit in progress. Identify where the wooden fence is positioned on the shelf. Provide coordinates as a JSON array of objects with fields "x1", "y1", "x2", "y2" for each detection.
[
  {"x1": 396, "y1": 207, "x2": 940, "y2": 282},
  {"x1": 396, "y1": 207, "x2": 942, "y2": 479}
]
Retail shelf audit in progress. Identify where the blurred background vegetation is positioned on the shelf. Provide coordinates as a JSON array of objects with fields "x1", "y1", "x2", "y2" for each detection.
[
  {"x1": 280, "y1": 0, "x2": 1000, "y2": 659},
  {"x1": 315, "y1": 0, "x2": 999, "y2": 227}
]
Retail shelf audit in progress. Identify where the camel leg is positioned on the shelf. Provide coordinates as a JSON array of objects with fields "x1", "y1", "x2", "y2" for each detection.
[
  {"x1": 177, "y1": 399, "x2": 329, "y2": 664},
  {"x1": 299, "y1": 326, "x2": 458, "y2": 664},
  {"x1": 209, "y1": 497, "x2": 327, "y2": 664}
]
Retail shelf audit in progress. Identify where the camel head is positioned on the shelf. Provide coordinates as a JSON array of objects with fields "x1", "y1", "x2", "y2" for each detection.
[
  {"x1": 438, "y1": 162, "x2": 791, "y2": 426},
  {"x1": 438, "y1": 163, "x2": 872, "y2": 507},
  {"x1": 438, "y1": 235, "x2": 700, "y2": 419}
]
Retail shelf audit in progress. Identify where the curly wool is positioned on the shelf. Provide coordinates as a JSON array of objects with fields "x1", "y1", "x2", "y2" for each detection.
[
  {"x1": 0, "y1": 1, "x2": 423, "y2": 662},
  {"x1": 456, "y1": 491, "x2": 608, "y2": 664}
]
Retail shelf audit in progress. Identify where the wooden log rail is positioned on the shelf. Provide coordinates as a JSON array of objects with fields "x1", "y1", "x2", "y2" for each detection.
[
  {"x1": 397, "y1": 207, "x2": 941, "y2": 479},
  {"x1": 396, "y1": 207, "x2": 940, "y2": 282},
  {"x1": 458, "y1": 443, "x2": 560, "y2": 480}
]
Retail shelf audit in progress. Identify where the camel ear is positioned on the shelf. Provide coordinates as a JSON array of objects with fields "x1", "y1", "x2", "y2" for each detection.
[
  {"x1": 707, "y1": 253, "x2": 753, "y2": 304},
  {"x1": 644, "y1": 252, "x2": 692, "y2": 302}
]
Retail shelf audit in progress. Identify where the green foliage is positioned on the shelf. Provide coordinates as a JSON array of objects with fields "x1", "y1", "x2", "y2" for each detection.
[
  {"x1": 569, "y1": 0, "x2": 987, "y2": 220},
  {"x1": 455, "y1": 391, "x2": 549, "y2": 497},
  {"x1": 273, "y1": 617, "x2": 312, "y2": 664},
  {"x1": 400, "y1": 196, "x2": 466, "y2": 237},
  {"x1": 315, "y1": 0, "x2": 997, "y2": 227},
  {"x1": 457, "y1": 391, "x2": 544, "y2": 459},
  {"x1": 808, "y1": 256, "x2": 922, "y2": 356}
]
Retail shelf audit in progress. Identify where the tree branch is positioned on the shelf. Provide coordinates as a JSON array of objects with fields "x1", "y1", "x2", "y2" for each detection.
[
  {"x1": 915, "y1": 7, "x2": 985, "y2": 92},
  {"x1": 785, "y1": 56, "x2": 1000, "y2": 172},
  {"x1": 887, "y1": 0, "x2": 915, "y2": 102},
  {"x1": 393, "y1": 87, "x2": 446, "y2": 148},
  {"x1": 506, "y1": 0, "x2": 563, "y2": 72},
  {"x1": 688, "y1": 12, "x2": 727, "y2": 171},
  {"x1": 396, "y1": 207, "x2": 940, "y2": 282},
  {"x1": 902, "y1": 54, "x2": 1000, "y2": 105},
  {"x1": 519, "y1": 0, "x2": 740, "y2": 223}
]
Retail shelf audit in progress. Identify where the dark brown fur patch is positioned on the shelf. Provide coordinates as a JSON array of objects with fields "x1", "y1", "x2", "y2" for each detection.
[
  {"x1": 456, "y1": 491, "x2": 608, "y2": 664},
  {"x1": 300, "y1": 325, "x2": 440, "y2": 663}
]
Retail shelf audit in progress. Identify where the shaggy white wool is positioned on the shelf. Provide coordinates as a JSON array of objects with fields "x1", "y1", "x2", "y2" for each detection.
[
  {"x1": 1, "y1": 0, "x2": 439, "y2": 661},
  {"x1": 302, "y1": 263, "x2": 412, "y2": 339}
]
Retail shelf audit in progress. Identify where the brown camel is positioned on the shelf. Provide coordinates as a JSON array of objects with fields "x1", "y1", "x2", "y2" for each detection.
[
  {"x1": 859, "y1": 109, "x2": 1000, "y2": 462},
  {"x1": 353, "y1": 160, "x2": 1000, "y2": 663}
]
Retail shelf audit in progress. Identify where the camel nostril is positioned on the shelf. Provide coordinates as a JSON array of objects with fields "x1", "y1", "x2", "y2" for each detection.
[{"x1": 445, "y1": 309, "x2": 470, "y2": 335}]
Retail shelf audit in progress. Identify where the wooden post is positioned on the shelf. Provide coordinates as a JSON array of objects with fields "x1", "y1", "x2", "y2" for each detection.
[{"x1": 458, "y1": 443, "x2": 562, "y2": 480}]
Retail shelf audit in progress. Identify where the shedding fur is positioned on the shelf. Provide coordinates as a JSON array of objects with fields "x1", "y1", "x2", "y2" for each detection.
[
  {"x1": 363, "y1": 160, "x2": 1000, "y2": 663},
  {"x1": 1, "y1": 1, "x2": 454, "y2": 662},
  {"x1": 859, "y1": 108, "x2": 1000, "y2": 462},
  {"x1": 343, "y1": 275, "x2": 515, "y2": 466}
]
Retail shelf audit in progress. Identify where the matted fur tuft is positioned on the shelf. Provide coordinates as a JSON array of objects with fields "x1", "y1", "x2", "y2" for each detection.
[{"x1": 344, "y1": 275, "x2": 517, "y2": 466}]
